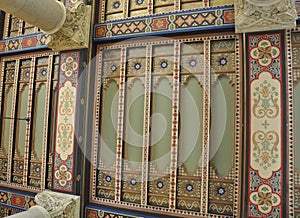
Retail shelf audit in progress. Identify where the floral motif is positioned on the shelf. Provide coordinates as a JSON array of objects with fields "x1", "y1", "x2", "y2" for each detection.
[
  {"x1": 160, "y1": 60, "x2": 168, "y2": 69},
  {"x1": 253, "y1": 79, "x2": 279, "y2": 119},
  {"x1": 186, "y1": 184, "x2": 194, "y2": 192},
  {"x1": 25, "y1": 71, "x2": 30, "y2": 78},
  {"x1": 136, "y1": 0, "x2": 144, "y2": 5},
  {"x1": 35, "y1": 167, "x2": 41, "y2": 174},
  {"x1": 189, "y1": 59, "x2": 197, "y2": 67},
  {"x1": 250, "y1": 184, "x2": 280, "y2": 214},
  {"x1": 18, "y1": 163, "x2": 23, "y2": 170},
  {"x1": 219, "y1": 57, "x2": 228, "y2": 66},
  {"x1": 250, "y1": 39, "x2": 280, "y2": 67},
  {"x1": 111, "y1": 64, "x2": 117, "y2": 72},
  {"x1": 252, "y1": 130, "x2": 279, "y2": 177},
  {"x1": 41, "y1": 69, "x2": 47, "y2": 77},
  {"x1": 134, "y1": 63, "x2": 141, "y2": 70},
  {"x1": 156, "y1": 181, "x2": 164, "y2": 189},
  {"x1": 113, "y1": 1, "x2": 120, "y2": 9},
  {"x1": 105, "y1": 175, "x2": 112, "y2": 183},
  {"x1": 217, "y1": 187, "x2": 226, "y2": 196},
  {"x1": 130, "y1": 178, "x2": 137, "y2": 186},
  {"x1": 10, "y1": 73, "x2": 14, "y2": 79},
  {"x1": 61, "y1": 56, "x2": 78, "y2": 77},
  {"x1": 54, "y1": 165, "x2": 72, "y2": 187}
]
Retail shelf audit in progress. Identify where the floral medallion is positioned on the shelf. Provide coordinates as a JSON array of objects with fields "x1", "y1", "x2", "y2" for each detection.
[
  {"x1": 250, "y1": 184, "x2": 280, "y2": 214},
  {"x1": 250, "y1": 39, "x2": 280, "y2": 67}
]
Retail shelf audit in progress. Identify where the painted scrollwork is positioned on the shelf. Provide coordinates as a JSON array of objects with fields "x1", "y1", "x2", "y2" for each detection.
[
  {"x1": 235, "y1": 0, "x2": 297, "y2": 33},
  {"x1": 47, "y1": 2, "x2": 91, "y2": 51},
  {"x1": 252, "y1": 80, "x2": 279, "y2": 119},
  {"x1": 252, "y1": 130, "x2": 279, "y2": 178}
]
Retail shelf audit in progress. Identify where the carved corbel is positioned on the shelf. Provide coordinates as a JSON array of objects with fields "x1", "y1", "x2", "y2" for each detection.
[
  {"x1": 235, "y1": 0, "x2": 297, "y2": 33},
  {"x1": 35, "y1": 190, "x2": 80, "y2": 218},
  {"x1": 46, "y1": 2, "x2": 91, "y2": 51}
]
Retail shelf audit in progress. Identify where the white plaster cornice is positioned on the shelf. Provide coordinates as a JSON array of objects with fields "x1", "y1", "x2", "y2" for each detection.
[
  {"x1": 35, "y1": 190, "x2": 80, "y2": 218},
  {"x1": 235, "y1": 0, "x2": 298, "y2": 33}
]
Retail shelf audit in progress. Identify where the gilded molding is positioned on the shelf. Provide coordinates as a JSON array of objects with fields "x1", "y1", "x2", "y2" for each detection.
[
  {"x1": 46, "y1": 2, "x2": 91, "y2": 51},
  {"x1": 35, "y1": 191, "x2": 80, "y2": 218},
  {"x1": 235, "y1": 0, "x2": 297, "y2": 33}
]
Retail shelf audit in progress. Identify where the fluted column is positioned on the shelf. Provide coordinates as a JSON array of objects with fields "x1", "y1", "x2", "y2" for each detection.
[
  {"x1": 6, "y1": 206, "x2": 50, "y2": 218},
  {"x1": 0, "y1": 0, "x2": 91, "y2": 51},
  {"x1": 0, "y1": 0, "x2": 66, "y2": 34}
]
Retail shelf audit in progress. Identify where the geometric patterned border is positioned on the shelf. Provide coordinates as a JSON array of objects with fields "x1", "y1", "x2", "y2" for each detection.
[
  {"x1": 286, "y1": 29, "x2": 294, "y2": 218},
  {"x1": 0, "y1": 33, "x2": 48, "y2": 55},
  {"x1": 94, "y1": 5, "x2": 234, "y2": 41},
  {"x1": 52, "y1": 51, "x2": 80, "y2": 192},
  {"x1": 85, "y1": 205, "x2": 157, "y2": 218},
  {"x1": 245, "y1": 31, "x2": 285, "y2": 217},
  {"x1": 0, "y1": 188, "x2": 35, "y2": 211}
]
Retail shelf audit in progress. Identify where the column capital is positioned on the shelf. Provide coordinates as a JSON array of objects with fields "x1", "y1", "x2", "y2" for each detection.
[
  {"x1": 35, "y1": 190, "x2": 80, "y2": 218},
  {"x1": 46, "y1": 2, "x2": 91, "y2": 51},
  {"x1": 234, "y1": 0, "x2": 297, "y2": 33}
]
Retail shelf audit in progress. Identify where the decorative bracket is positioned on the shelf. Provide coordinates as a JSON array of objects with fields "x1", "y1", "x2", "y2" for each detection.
[
  {"x1": 235, "y1": 0, "x2": 297, "y2": 33},
  {"x1": 46, "y1": 2, "x2": 91, "y2": 51},
  {"x1": 35, "y1": 190, "x2": 80, "y2": 218}
]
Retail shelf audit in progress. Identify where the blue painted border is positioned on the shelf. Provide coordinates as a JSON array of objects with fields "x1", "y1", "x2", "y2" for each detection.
[
  {"x1": 0, "y1": 46, "x2": 48, "y2": 55},
  {"x1": 2, "y1": 32, "x2": 44, "y2": 41},
  {"x1": 0, "y1": 187, "x2": 35, "y2": 197},
  {"x1": 93, "y1": 24, "x2": 235, "y2": 42},
  {"x1": 85, "y1": 205, "x2": 159, "y2": 218}
]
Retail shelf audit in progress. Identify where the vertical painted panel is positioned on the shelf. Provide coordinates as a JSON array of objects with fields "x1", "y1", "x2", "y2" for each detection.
[
  {"x1": 122, "y1": 79, "x2": 144, "y2": 203},
  {"x1": 148, "y1": 77, "x2": 172, "y2": 208},
  {"x1": 101, "y1": 81, "x2": 118, "y2": 168},
  {"x1": 210, "y1": 76, "x2": 234, "y2": 177},
  {"x1": 179, "y1": 78, "x2": 203, "y2": 173},
  {"x1": 53, "y1": 51, "x2": 80, "y2": 193},
  {"x1": 1, "y1": 87, "x2": 13, "y2": 154},
  {"x1": 125, "y1": 80, "x2": 144, "y2": 165},
  {"x1": 15, "y1": 85, "x2": 29, "y2": 157},
  {"x1": 246, "y1": 32, "x2": 284, "y2": 217},
  {"x1": 32, "y1": 84, "x2": 46, "y2": 159},
  {"x1": 176, "y1": 76, "x2": 203, "y2": 211},
  {"x1": 151, "y1": 78, "x2": 172, "y2": 172}
]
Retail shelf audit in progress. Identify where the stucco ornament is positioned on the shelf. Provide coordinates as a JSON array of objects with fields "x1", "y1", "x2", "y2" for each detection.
[
  {"x1": 235, "y1": 0, "x2": 297, "y2": 33},
  {"x1": 35, "y1": 191, "x2": 80, "y2": 218},
  {"x1": 46, "y1": 2, "x2": 91, "y2": 51}
]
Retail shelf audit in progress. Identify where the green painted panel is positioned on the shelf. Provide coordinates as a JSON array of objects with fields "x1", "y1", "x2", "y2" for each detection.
[
  {"x1": 33, "y1": 84, "x2": 46, "y2": 159},
  {"x1": 16, "y1": 85, "x2": 29, "y2": 156},
  {"x1": 294, "y1": 81, "x2": 300, "y2": 171},
  {"x1": 210, "y1": 76, "x2": 234, "y2": 177},
  {"x1": 179, "y1": 77, "x2": 203, "y2": 174},
  {"x1": 125, "y1": 79, "x2": 144, "y2": 165},
  {"x1": 100, "y1": 81, "x2": 119, "y2": 168},
  {"x1": 2, "y1": 86, "x2": 13, "y2": 153},
  {"x1": 151, "y1": 78, "x2": 172, "y2": 171}
]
